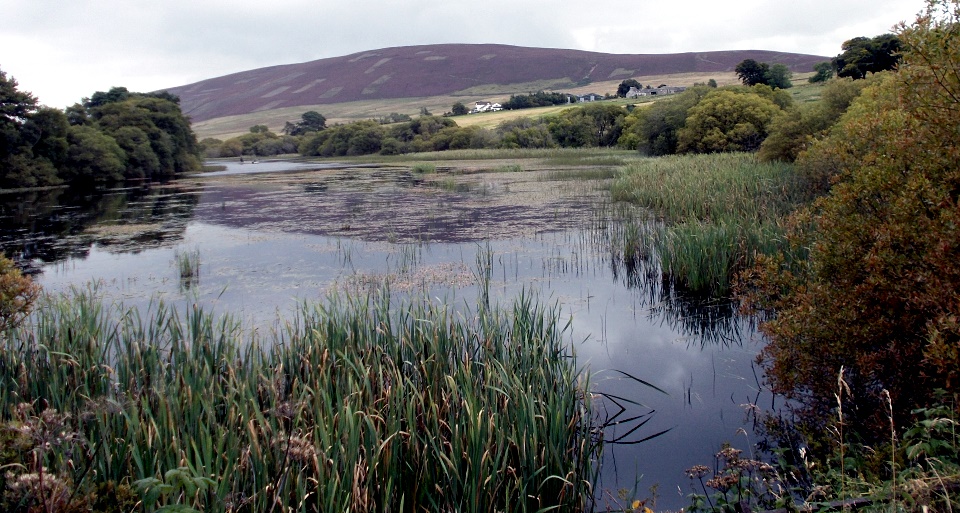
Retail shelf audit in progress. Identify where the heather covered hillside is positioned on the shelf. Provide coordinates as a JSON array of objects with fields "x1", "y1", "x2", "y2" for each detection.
[{"x1": 164, "y1": 44, "x2": 826, "y2": 122}]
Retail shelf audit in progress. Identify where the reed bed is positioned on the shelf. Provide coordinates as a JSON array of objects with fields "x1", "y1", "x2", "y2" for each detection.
[
  {"x1": 174, "y1": 247, "x2": 201, "y2": 291},
  {"x1": 610, "y1": 153, "x2": 806, "y2": 295},
  {"x1": 410, "y1": 162, "x2": 437, "y2": 174},
  {"x1": 0, "y1": 288, "x2": 600, "y2": 512}
]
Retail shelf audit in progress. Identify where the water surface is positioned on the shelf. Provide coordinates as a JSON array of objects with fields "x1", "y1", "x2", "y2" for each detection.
[{"x1": 0, "y1": 161, "x2": 770, "y2": 510}]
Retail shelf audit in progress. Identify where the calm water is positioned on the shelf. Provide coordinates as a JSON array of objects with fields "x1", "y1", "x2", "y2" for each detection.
[{"x1": 0, "y1": 161, "x2": 771, "y2": 510}]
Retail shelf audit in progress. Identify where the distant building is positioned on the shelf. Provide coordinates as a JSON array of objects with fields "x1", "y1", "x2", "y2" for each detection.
[
  {"x1": 470, "y1": 101, "x2": 503, "y2": 113},
  {"x1": 577, "y1": 93, "x2": 603, "y2": 102},
  {"x1": 631, "y1": 86, "x2": 686, "y2": 97}
]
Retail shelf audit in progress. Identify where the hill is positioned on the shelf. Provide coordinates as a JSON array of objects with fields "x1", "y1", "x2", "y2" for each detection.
[{"x1": 164, "y1": 44, "x2": 827, "y2": 126}]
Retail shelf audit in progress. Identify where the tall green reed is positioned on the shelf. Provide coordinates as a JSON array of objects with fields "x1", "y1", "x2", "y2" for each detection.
[
  {"x1": 610, "y1": 153, "x2": 806, "y2": 296},
  {"x1": 0, "y1": 286, "x2": 600, "y2": 512}
]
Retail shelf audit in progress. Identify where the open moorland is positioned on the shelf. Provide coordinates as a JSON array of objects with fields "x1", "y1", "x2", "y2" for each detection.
[{"x1": 174, "y1": 43, "x2": 825, "y2": 139}]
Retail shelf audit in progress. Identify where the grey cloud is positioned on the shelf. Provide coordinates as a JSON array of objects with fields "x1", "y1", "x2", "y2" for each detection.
[{"x1": 1, "y1": 0, "x2": 929, "y2": 107}]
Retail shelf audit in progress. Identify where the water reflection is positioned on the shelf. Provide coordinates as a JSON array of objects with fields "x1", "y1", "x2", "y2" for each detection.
[
  {"x1": 0, "y1": 185, "x2": 200, "y2": 274},
  {"x1": 0, "y1": 164, "x2": 770, "y2": 511}
]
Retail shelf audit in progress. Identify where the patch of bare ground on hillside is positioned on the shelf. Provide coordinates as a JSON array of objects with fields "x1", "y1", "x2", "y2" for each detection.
[{"x1": 187, "y1": 158, "x2": 624, "y2": 244}]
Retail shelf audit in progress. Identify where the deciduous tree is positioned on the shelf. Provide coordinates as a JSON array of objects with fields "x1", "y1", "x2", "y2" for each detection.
[
  {"x1": 676, "y1": 89, "x2": 783, "y2": 153},
  {"x1": 450, "y1": 102, "x2": 468, "y2": 116},
  {"x1": 735, "y1": 59, "x2": 770, "y2": 86},
  {"x1": 738, "y1": 0, "x2": 960, "y2": 447},
  {"x1": 832, "y1": 33, "x2": 903, "y2": 79},
  {"x1": 809, "y1": 62, "x2": 834, "y2": 83}
]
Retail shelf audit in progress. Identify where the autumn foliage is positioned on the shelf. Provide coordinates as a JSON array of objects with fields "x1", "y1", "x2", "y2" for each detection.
[
  {"x1": 0, "y1": 255, "x2": 39, "y2": 333},
  {"x1": 738, "y1": 0, "x2": 960, "y2": 442}
]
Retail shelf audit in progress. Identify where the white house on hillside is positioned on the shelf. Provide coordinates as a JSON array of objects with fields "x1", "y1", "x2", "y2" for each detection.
[{"x1": 470, "y1": 101, "x2": 503, "y2": 113}]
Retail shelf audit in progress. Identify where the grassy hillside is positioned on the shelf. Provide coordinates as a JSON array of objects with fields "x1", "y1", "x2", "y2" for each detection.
[
  {"x1": 192, "y1": 71, "x2": 823, "y2": 141},
  {"x1": 173, "y1": 43, "x2": 827, "y2": 131}
]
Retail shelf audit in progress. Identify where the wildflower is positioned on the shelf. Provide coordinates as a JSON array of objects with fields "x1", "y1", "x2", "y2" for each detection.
[{"x1": 686, "y1": 464, "x2": 710, "y2": 479}]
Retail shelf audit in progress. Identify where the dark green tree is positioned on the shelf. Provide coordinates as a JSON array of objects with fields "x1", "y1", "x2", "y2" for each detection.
[
  {"x1": 83, "y1": 86, "x2": 131, "y2": 108},
  {"x1": 450, "y1": 102, "x2": 468, "y2": 116},
  {"x1": 764, "y1": 63, "x2": 793, "y2": 89},
  {"x1": 735, "y1": 59, "x2": 770, "y2": 86},
  {"x1": 501, "y1": 91, "x2": 569, "y2": 110},
  {"x1": 832, "y1": 33, "x2": 902, "y2": 79},
  {"x1": 90, "y1": 94, "x2": 201, "y2": 178},
  {"x1": 0, "y1": 68, "x2": 37, "y2": 159},
  {"x1": 285, "y1": 111, "x2": 327, "y2": 135},
  {"x1": 65, "y1": 103, "x2": 90, "y2": 126},
  {"x1": 25, "y1": 107, "x2": 70, "y2": 172},
  {"x1": 617, "y1": 79, "x2": 642, "y2": 97},
  {"x1": 497, "y1": 118, "x2": 555, "y2": 149},
  {"x1": 112, "y1": 126, "x2": 161, "y2": 178},
  {"x1": 0, "y1": 69, "x2": 63, "y2": 188},
  {"x1": 61, "y1": 124, "x2": 126, "y2": 183},
  {"x1": 809, "y1": 62, "x2": 834, "y2": 83},
  {"x1": 299, "y1": 111, "x2": 326, "y2": 131}
]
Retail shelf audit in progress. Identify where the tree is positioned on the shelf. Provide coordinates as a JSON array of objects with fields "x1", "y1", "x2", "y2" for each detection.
[
  {"x1": 809, "y1": 62, "x2": 834, "y2": 83},
  {"x1": 736, "y1": 60, "x2": 794, "y2": 88},
  {"x1": 112, "y1": 126, "x2": 161, "y2": 178},
  {"x1": 450, "y1": 102, "x2": 468, "y2": 116},
  {"x1": 548, "y1": 104, "x2": 626, "y2": 147},
  {"x1": 617, "y1": 79, "x2": 642, "y2": 97},
  {"x1": 497, "y1": 118, "x2": 555, "y2": 149},
  {"x1": 90, "y1": 94, "x2": 201, "y2": 178},
  {"x1": 738, "y1": 0, "x2": 960, "y2": 449},
  {"x1": 676, "y1": 89, "x2": 783, "y2": 153},
  {"x1": 0, "y1": 68, "x2": 64, "y2": 189},
  {"x1": 249, "y1": 124, "x2": 270, "y2": 134},
  {"x1": 284, "y1": 111, "x2": 327, "y2": 136},
  {"x1": 758, "y1": 77, "x2": 870, "y2": 163},
  {"x1": 617, "y1": 86, "x2": 712, "y2": 155},
  {"x1": 735, "y1": 59, "x2": 770, "y2": 86},
  {"x1": 83, "y1": 86, "x2": 131, "y2": 108},
  {"x1": 832, "y1": 33, "x2": 903, "y2": 79},
  {"x1": 764, "y1": 63, "x2": 793, "y2": 89},
  {"x1": 0, "y1": 68, "x2": 38, "y2": 160},
  {"x1": 299, "y1": 111, "x2": 326, "y2": 132},
  {"x1": 61, "y1": 124, "x2": 126, "y2": 183}
]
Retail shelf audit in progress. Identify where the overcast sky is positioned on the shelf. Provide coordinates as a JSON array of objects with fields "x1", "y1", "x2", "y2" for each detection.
[{"x1": 2, "y1": 0, "x2": 927, "y2": 109}]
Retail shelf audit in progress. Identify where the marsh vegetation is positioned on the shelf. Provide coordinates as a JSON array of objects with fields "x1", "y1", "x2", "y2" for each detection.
[{"x1": 1, "y1": 150, "x2": 771, "y2": 511}]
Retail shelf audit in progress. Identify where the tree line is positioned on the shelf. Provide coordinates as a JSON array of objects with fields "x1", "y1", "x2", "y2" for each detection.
[
  {"x1": 0, "y1": 75, "x2": 202, "y2": 190},
  {"x1": 197, "y1": 79, "x2": 871, "y2": 165}
]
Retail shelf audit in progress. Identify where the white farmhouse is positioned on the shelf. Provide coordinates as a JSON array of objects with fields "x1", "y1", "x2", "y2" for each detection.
[{"x1": 470, "y1": 101, "x2": 503, "y2": 113}]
